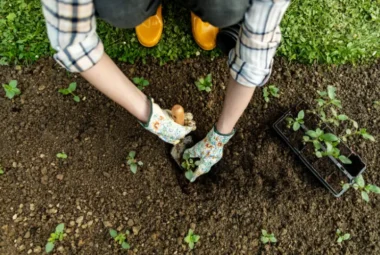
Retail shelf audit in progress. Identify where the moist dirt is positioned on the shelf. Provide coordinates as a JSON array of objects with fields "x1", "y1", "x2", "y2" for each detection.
[{"x1": 0, "y1": 57, "x2": 379, "y2": 254}]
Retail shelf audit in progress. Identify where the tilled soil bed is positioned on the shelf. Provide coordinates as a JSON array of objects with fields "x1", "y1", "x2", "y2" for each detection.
[{"x1": 0, "y1": 57, "x2": 379, "y2": 255}]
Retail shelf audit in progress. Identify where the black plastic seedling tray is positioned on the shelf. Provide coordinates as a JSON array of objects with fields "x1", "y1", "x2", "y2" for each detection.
[{"x1": 273, "y1": 105, "x2": 366, "y2": 197}]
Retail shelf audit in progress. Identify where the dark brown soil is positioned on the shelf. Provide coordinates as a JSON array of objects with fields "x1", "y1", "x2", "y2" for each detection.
[{"x1": 0, "y1": 57, "x2": 379, "y2": 255}]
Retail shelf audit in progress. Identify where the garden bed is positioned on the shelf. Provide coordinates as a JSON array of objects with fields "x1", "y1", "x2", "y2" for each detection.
[{"x1": 0, "y1": 57, "x2": 379, "y2": 254}]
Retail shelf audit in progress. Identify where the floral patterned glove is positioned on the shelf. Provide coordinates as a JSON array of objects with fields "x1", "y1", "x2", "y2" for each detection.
[
  {"x1": 184, "y1": 125, "x2": 235, "y2": 182},
  {"x1": 141, "y1": 98, "x2": 196, "y2": 144}
]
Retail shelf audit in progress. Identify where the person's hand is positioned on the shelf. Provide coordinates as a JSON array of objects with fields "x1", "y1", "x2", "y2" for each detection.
[
  {"x1": 141, "y1": 98, "x2": 196, "y2": 144},
  {"x1": 184, "y1": 125, "x2": 235, "y2": 182}
]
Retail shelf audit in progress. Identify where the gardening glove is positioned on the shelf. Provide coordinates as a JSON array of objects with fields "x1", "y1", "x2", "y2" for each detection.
[
  {"x1": 141, "y1": 98, "x2": 196, "y2": 144},
  {"x1": 184, "y1": 125, "x2": 235, "y2": 182}
]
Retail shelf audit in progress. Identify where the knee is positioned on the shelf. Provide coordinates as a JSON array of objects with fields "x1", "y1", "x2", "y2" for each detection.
[
  {"x1": 95, "y1": 0, "x2": 159, "y2": 29},
  {"x1": 198, "y1": 1, "x2": 249, "y2": 28}
]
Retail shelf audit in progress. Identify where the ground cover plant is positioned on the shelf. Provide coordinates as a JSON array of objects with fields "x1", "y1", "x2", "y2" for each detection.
[
  {"x1": 263, "y1": 85, "x2": 280, "y2": 104},
  {"x1": 1, "y1": 0, "x2": 378, "y2": 65},
  {"x1": 109, "y1": 229, "x2": 130, "y2": 250},
  {"x1": 45, "y1": 223, "x2": 65, "y2": 253},
  {"x1": 2, "y1": 80, "x2": 20, "y2": 99},
  {"x1": 58, "y1": 82, "x2": 80, "y2": 102}
]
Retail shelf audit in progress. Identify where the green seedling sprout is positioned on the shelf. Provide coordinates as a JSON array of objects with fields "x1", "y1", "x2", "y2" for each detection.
[
  {"x1": 286, "y1": 110, "x2": 305, "y2": 131},
  {"x1": 58, "y1": 82, "x2": 80, "y2": 102},
  {"x1": 374, "y1": 101, "x2": 380, "y2": 109},
  {"x1": 56, "y1": 152, "x2": 67, "y2": 159},
  {"x1": 195, "y1": 73, "x2": 212, "y2": 92},
  {"x1": 132, "y1": 77, "x2": 149, "y2": 90},
  {"x1": 2, "y1": 80, "x2": 20, "y2": 99},
  {"x1": 260, "y1": 229, "x2": 277, "y2": 244},
  {"x1": 109, "y1": 229, "x2": 130, "y2": 250},
  {"x1": 336, "y1": 229, "x2": 350, "y2": 243},
  {"x1": 184, "y1": 229, "x2": 200, "y2": 250},
  {"x1": 342, "y1": 175, "x2": 380, "y2": 202},
  {"x1": 263, "y1": 85, "x2": 280, "y2": 103},
  {"x1": 127, "y1": 151, "x2": 143, "y2": 174},
  {"x1": 45, "y1": 223, "x2": 65, "y2": 253},
  {"x1": 182, "y1": 153, "x2": 200, "y2": 182},
  {"x1": 0, "y1": 164, "x2": 4, "y2": 175}
]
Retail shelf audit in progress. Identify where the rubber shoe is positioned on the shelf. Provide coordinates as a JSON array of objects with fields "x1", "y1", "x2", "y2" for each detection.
[
  {"x1": 136, "y1": 5, "x2": 163, "y2": 47},
  {"x1": 191, "y1": 12, "x2": 219, "y2": 51}
]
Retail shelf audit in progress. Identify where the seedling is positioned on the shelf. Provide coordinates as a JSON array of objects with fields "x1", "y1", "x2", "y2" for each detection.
[
  {"x1": 45, "y1": 223, "x2": 65, "y2": 253},
  {"x1": 286, "y1": 110, "x2": 305, "y2": 131},
  {"x1": 56, "y1": 152, "x2": 67, "y2": 159},
  {"x1": 260, "y1": 229, "x2": 277, "y2": 244},
  {"x1": 0, "y1": 165, "x2": 4, "y2": 175},
  {"x1": 343, "y1": 175, "x2": 380, "y2": 202},
  {"x1": 184, "y1": 229, "x2": 200, "y2": 250},
  {"x1": 127, "y1": 151, "x2": 143, "y2": 174},
  {"x1": 336, "y1": 229, "x2": 350, "y2": 243},
  {"x1": 58, "y1": 82, "x2": 80, "y2": 102},
  {"x1": 195, "y1": 73, "x2": 212, "y2": 92},
  {"x1": 263, "y1": 85, "x2": 280, "y2": 103},
  {"x1": 132, "y1": 77, "x2": 149, "y2": 90},
  {"x1": 2, "y1": 80, "x2": 20, "y2": 99},
  {"x1": 181, "y1": 153, "x2": 200, "y2": 181},
  {"x1": 374, "y1": 101, "x2": 380, "y2": 109},
  {"x1": 109, "y1": 229, "x2": 130, "y2": 250}
]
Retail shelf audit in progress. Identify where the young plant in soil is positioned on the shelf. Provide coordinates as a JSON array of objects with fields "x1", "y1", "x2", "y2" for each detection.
[
  {"x1": 286, "y1": 110, "x2": 305, "y2": 131},
  {"x1": 260, "y1": 229, "x2": 277, "y2": 244},
  {"x1": 0, "y1": 164, "x2": 4, "y2": 175},
  {"x1": 127, "y1": 151, "x2": 143, "y2": 174},
  {"x1": 184, "y1": 229, "x2": 200, "y2": 250},
  {"x1": 109, "y1": 229, "x2": 130, "y2": 250},
  {"x1": 263, "y1": 85, "x2": 280, "y2": 104},
  {"x1": 336, "y1": 229, "x2": 350, "y2": 243},
  {"x1": 45, "y1": 223, "x2": 65, "y2": 253},
  {"x1": 182, "y1": 153, "x2": 200, "y2": 181},
  {"x1": 2, "y1": 80, "x2": 20, "y2": 99},
  {"x1": 132, "y1": 77, "x2": 149, "y2": 90},
  {"x1": 343, "y1": 174, "x2": 380, "y2": 202},
  {"x1": 59, "y1": 82, "x2": 80, "y2": 102},
  {"x1": 374, "y1": 101, "x2": 380, "y2": 109},
  {"x1": 195, "y1": 73, "x2": 212, "y2": 92},
  {"x1": 56, "y1": 152, "x2": 68, "y2": 159}
]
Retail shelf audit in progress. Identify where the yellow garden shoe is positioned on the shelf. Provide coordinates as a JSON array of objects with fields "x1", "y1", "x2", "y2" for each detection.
[
  {"x1": 191, "y1": 12, "x2": 219, "y2": 51},
  {"x1": 136, "y1": 5, "x2": 163, "y2": 47}
]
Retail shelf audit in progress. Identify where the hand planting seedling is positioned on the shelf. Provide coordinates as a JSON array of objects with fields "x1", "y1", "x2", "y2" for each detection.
[
  {"x1": 336, "y1": 229, "x2": 350, "y2": 243},
  {"x1": 343, "y1": 175, "x2": 380, "y2": 202},
  {"x1": 56, "y1": 152, "x2": 67, "y2": 159},
  {"x1": 127, "y1": 151, "x2": 143, "y2": 174},
  {"x1": 2, "y1": 80, "x2": 20, "y2": 99},
  {"x1": 195, "y1": 73, "x2": 212, "y2": 92},
  {"x1": 184, "y1": 229, "x2": 200, "y2": 250},
  {"x1": 181, "y1": 153, "x2": 200, "y2": 181},
  {"x1": 109, "y1": 229, "x2": 130, "y2": 250},
  {"x1": 263, "y1": 85, "x2": 280, "y2": 103},
  {"x1": 132, "y1": 77, "x2": 149, "y2": 90},
  {"x1": 286, "y1": 110, "x2": 305, "y2": 131},
  {"x1": 260, "y1": 229, "x2": 277, "y2": 244},
  {"x1": 45, "y1": 223, "x2": 65, "y2": 253},
  {"x1": 58, "y1": 82, "x2": 80, "y2": 102}
]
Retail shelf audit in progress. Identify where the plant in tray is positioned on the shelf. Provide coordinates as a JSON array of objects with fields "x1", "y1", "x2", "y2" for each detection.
[
  {"x1": 127, "y1": 151, "x2": 143, "y2": 174},
  {"x1": 336, "y1": 229, "x2": 350, "y2": 243},
  {"x1": 59, "y1": 82, "x2": 80, "y2": 102},
  {"x1": 109, "y1": 229, "x2": 130, "y2": 250},
  {"x1": 260, "y1": 229, "x2": 277, "y2": 244},
  {"x1": 184, "y1": 229, "x2": 200, "y2": 250},
  {"x1": 182, "y1": 153, "x2": 200, "y2": 181},
  {"x1": 45, "y1": 223, "x2": 65, "y2": 253},
  {"x1": 342, "y1": 174, "x2": 380, "y2": 202},
  {"x1": 286, "y1": 110, "x2": 304, "y2": 131}
]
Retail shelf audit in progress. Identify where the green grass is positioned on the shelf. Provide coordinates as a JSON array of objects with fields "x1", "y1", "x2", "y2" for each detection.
[{"x1": 0, "y1": 0, "x2": 379, "y2": 66}]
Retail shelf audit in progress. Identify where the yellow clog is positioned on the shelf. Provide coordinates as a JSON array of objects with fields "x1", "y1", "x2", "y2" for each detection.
[
  {"x1": 191, "y1": 12, "x2": 219, "y2": 51},
  {"x1": 136, "y1": 5, "x2": 163, "y2": 47}
]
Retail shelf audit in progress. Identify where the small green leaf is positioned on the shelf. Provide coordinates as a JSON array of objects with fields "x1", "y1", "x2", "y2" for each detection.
[
  {"x1": 142, "y1": 80, "x2": 149, "y2": 86},
  {"x1": 205, "y1": 74, "x2": 212, "y2": 82},
  {"x1": 306, "y1": 130, "x2": 318, "y2": 138},
  {"x1": 293, "y1": 122, "x2": 300, "y2": 131},
  {"x1": 56, "y1": 153, "x2": 67, "y2": 159},
  {"x1": 317, "y1": 90, "x2": 327, "y2": 97},
  {"x1": 361, "y1": 191, "x2": 369, "y2": 202},
  {"x1": 45, "y1": 242, "x2": 55, "y2": 253},
  {"x1": 261, "y1": 229, "x2": 267, "y2": 236},
  {"x1": 325, "y1": 142, "x2": 333, "y2": 153},
  {"x1": 269, "y1": 236, "x2": 277, "y2": 243},
  {"x1": 320, "y1": 133, "x2": 339, "y2": 142},
  {"x1": 303, "y1": 136, "x2": 310, "y2": 142},
  {"x1": 129, "y1": 151, "x2": 136, "y2": 158},
  {"x1": 343, "y1": 233, "x2": 350, "y2": 240},
  {"x1": 9, "y1": 80, "x2": 17, "y2": 87},
  {"x1": 339, "y1": 155, "x2": 352, "y2": 164},
  {"x1": 260, "y1": 236, "x2": 269, "y2": 244},
  {"x1": 184, "y1": 235, "x2": 192, "y2": 243},
  {"x1": 130, "y1": 164, "x2": 137, "y2": 174},
  {"x1": 189, "y1": 241, "x2": 195, "y2": 249},
  {"x1": 193, "y1": 235, "x2": 200, "y2": 242},
  {"x1": 7, "y1": 13, "x2": 17, "y2": 21},
  {"x1": 367, "y1": 184, "x2": 380, "y2": 194},
  {"x1": 297, "y1": 110, "x2": 304, "y2": 119},
  {"x1": 337, "y1": 114, "x2": 348, "y2": 121},
  {"x1": 336, "y1": 229, "x2": 341, "y2": 235},
  {"x1": 337, "y1": 237, "x2": 343, "y2": 243},
  {"x1": 58, "y1": 88, "x2": 70, "y2": 95},
  {"x1": 68, "y1": 82, "x2": 77, "y2": 92},
  {"x1": 137, "y1": 161, "x2": 143, "y2": 166},
  {"x1": 185, "y1": 171, "x2": 194, "y2": 181},
  {"x1": 355, "y1": 175, "x2": 365, "y2": 188},
  {"x1": 352, "y1": 120, "x2": 359, "y2": 129},
  {"x1": 346, "y1": 129, "x2": 352, "y2": 135},
  {"x1": 315, "y1": 151, "x2": 323, "y2": 158},
  {"x1": 362, "y1": 133, "x2": 375, "y2": 142},
  {"x1": 132, "y1": 77, "x2": 140, "y2": 84},
  {"x1": 199, "y1": 78, "x2": 204, "y2": 84},
  {"x1": 109, "y1": 229, "x2": 118, "y2": 238},
  {"x1": 342, "y1": 183, "x2": 350, "y2": 190},
  {"x1": 55, "y1": 223, "x2": 65, "y2": 233},
  {"x1": 331, "y1": 99, "x2": 342, "y2": 108},
  {"x1": 0, "y1": 169, "x2": 4, "y2": 175},
  {"x1": 327, "y1": 85, "x2": 336, "y2": 99},
  {"x1": 121, "y1": 242, "x2": 130, "y2": 249},
  {"x1": 73, "y1": 95, "x2": 80, "y2": 102}
]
